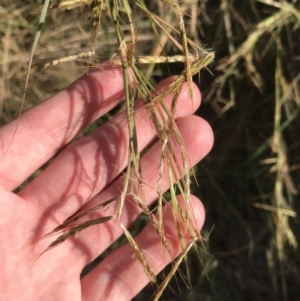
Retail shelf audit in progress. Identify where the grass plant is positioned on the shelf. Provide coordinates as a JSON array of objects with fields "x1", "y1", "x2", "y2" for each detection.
[{"x1": 1, "y1": 0, "x2": 299, "y2": 300}]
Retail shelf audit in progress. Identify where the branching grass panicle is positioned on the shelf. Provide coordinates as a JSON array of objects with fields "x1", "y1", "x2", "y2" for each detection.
[{"x1": 15, "y1": 0, "x2": 214, "y2": 299}]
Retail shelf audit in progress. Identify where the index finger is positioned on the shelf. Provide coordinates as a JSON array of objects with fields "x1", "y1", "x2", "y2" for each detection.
[{"x1": 0, "y1": 66, "x2": 126, "y2": 191}]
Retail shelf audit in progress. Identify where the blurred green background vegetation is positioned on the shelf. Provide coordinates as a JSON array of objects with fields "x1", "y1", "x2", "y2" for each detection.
[{"x1": 1, "y1": 0, "x2": 299, "y2": 300}]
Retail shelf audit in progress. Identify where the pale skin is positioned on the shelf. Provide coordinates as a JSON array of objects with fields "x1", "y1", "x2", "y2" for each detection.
[{"x1": 0, "y1": 66, "x2": 213, "y2": 301}]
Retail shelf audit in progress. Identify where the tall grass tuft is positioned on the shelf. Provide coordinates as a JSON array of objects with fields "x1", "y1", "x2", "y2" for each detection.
[{"x1": 1, "y1": 0, "x2": 299, "y2": 300}]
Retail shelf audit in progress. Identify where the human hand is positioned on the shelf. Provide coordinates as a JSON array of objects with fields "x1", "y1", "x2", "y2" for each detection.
[{"x1": 0, "y1": 66, "x2": 213, "y2": 301}]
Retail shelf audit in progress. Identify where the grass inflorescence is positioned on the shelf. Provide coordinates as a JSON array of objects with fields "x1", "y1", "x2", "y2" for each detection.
[{"x1": 2, "y1": 0, "x2": 214, "y2": 299}]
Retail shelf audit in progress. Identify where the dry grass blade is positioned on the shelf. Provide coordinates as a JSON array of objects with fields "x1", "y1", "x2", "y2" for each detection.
[
  {"x1": 267, "y1": 43, "x2": 299, "y2": 300},
  {"x1": 32, "y1": 51, "x2": 95, "y2": 71},
  {"x1": 91, "y1": 0, "x2": 106, "y2": 59},
  {"x1": 4, "y1": 0, "x2": 50, "y2": 154},
  {"x1": 31, "y1": 0, "x2": 93, "y2": 15}
]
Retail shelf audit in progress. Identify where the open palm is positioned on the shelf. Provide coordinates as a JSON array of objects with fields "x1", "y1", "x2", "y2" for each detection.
[{"x1": 0, "y1": 66, "x2": 213, "y2": 301}]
